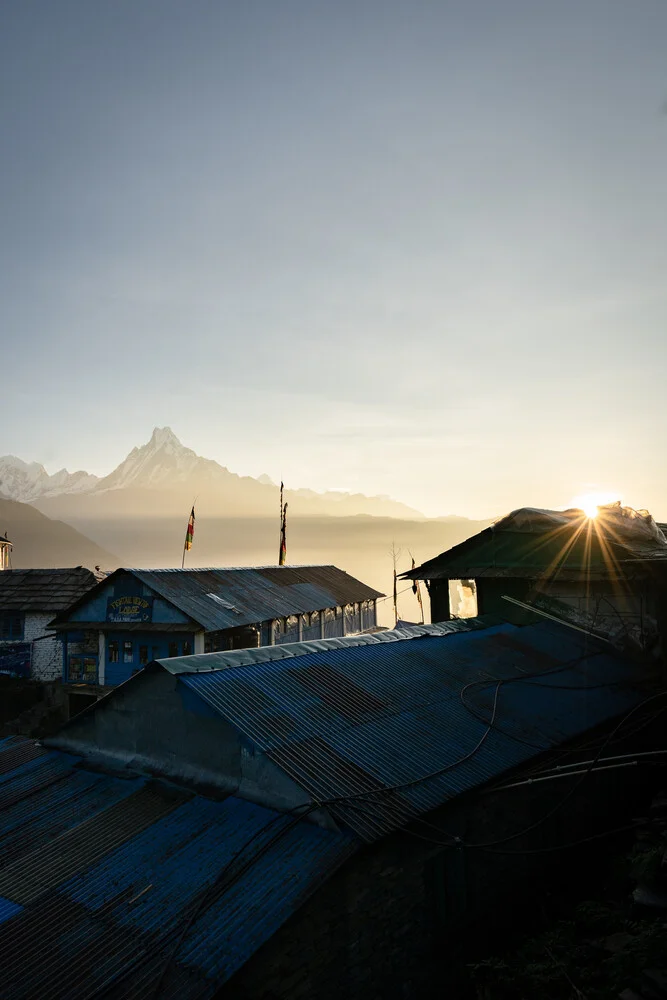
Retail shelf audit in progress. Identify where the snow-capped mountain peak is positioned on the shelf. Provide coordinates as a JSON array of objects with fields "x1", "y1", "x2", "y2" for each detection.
[
  {"x1": 0, "y1": 455, "x2": 99, "y2": 503},
  {"x1": 93, "y1": 427, "x2": 225, "y2": 493}
]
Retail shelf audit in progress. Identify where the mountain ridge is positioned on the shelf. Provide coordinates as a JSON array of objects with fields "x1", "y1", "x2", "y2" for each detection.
[{"x1": 4, "y1": 427, "x2": 432, "y2": 520}]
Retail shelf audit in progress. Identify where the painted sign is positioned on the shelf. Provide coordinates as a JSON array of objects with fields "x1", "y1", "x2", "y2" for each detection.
[{"x1": 106, "y1": 596, "x2": 154, "y2": 623}]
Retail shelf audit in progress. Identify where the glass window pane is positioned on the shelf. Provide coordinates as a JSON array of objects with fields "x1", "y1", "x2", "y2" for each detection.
[
  {"x1": 83, "y1": 657, "x2": 97, "y2": 679},
  {"x1": 108, "y1": 641, "x2": 119, "y2": 663},
  {"x1": 139, "y1": 645, "x2": 148, "y2": 665},
  {"x1": 168, "y1": 642, "x2": 178, "y2": 658},
  {"x1": 68, "y1": 656, "x2": 83, "y2": 682},
  {"x1": 123, "y1": 641, "x2": 133, "y2": 663},
  {"x1": 182, "y1": 640, "x2": 192, "y2": 656}
]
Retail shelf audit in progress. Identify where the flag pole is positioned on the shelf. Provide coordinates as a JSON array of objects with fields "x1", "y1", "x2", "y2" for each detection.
[
  {"x1": 279, "y1": 482, "x2": 288, "y2": 566},
  {"x1": 391, "y1": 541, "x2": 399, "y2": 628},
  {"x1": 410, "y1": 552, "x2": 424, "y2": 624},
  {"x1": 182, "y1": 503, "x2": 196, "y2": 569}
]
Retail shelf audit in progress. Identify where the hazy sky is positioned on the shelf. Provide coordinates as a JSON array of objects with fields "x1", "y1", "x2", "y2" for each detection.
[{"x1": 1, "y1": 1, "x2": 666, "y2": 519}]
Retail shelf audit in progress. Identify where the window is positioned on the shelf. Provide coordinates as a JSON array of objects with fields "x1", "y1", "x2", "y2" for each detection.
[
  {"x1": 168, "y1": 642, "x2": 178, "y2": 658},
  {"x1": 108, "y1": 641, "x2": 119, "y2": 663},
  {"x1": 151, "y1": 646, "x2": 160, "y2": 661},
  {"x1": 68, "y1": 656, "x2": 83, "y2": 682},
  {"x1": 0, "y1": 613, "x2": 23, "y2": 641},
  {"x1": 449, "y1": 579, "x2": 478, "y2": 619},
  {"x1": 182, "y1": 640, "x2": 192, "y2": 656},
  {"x1": 68, "y1": 656, "x2": 97, "y2": 684},
  {"x1": 139, "y1": 645, "x2": 149, "y2": 666},
  {"x1": 123, "y1": 641, "x2": 133, "y2": 663}
]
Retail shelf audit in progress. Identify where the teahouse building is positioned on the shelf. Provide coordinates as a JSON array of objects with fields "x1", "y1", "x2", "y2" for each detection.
[{"x1": 50, "y1": 565, "x2": 382, "y2": 688}]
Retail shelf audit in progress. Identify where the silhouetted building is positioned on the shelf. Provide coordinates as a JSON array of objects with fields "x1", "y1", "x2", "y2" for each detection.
[{"x1": 405, "y1": 504, "x2": 667, "y2": 652}]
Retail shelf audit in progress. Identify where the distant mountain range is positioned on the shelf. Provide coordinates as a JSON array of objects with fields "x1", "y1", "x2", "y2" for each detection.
[
  {"x1": 1, "y1": 427, "x2": 425, "y2": 520},
  {"x1": 0, "y1": 430, "x2": 493, "y2": 617}
]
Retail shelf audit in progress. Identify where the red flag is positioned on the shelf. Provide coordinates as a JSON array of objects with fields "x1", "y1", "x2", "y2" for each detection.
[{"x1": 184, "y1": 507, "x2": 195, "y2": 551}]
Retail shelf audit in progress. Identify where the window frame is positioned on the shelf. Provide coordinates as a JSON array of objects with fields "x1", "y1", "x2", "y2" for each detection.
[{"x1": 0, "y1": 612, "x2": 24, "y2": 641}]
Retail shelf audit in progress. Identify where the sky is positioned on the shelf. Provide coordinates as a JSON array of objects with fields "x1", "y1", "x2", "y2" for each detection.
[{"x1": 1, "y1": 0, "x2": 666, "y2": 519}]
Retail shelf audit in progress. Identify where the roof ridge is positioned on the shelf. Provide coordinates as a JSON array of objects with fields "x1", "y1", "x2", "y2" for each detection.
[{"x1": 158, "y1": 617, "x2": 495, "y2": 674}]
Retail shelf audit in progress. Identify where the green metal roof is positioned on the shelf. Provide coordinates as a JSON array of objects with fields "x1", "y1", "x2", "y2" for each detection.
[{"x1": 405, "y1": 507, "x2": 666, "y2": 582}]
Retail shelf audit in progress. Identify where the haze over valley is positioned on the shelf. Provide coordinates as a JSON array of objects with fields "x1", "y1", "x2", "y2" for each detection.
[{"x1": 0, "y1": 428, "x2": 491, "y2": 624}]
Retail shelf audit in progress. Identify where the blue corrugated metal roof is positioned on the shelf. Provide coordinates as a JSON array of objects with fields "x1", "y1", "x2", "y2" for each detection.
[
  {"x1": 0, "y1": 738, "x2": 354, "y2": 999},
  {"x1": 180, "y1": 620, "x2": 648, "y2": 841},
  {"x1": 55, "y1": 565, "x2": 383, "y2": 632}
]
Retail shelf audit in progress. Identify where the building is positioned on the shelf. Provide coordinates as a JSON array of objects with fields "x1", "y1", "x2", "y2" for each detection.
[
  {"x1": 0, "y1": 616, "x2": 652, "y2": 998},
  {"x1": 0, "y1": 567, "x2": 102, "y2": 681},
  {"x1": 404, "y1": 504, "x2": 667, "y2": 650},
  {"x1": 50, "y1": 565, "x2": 383, "y2": 688}
]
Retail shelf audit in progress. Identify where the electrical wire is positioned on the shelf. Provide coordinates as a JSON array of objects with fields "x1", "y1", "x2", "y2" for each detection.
[
  {"x1": 403, "y1": 689, "x2": 667, "y2": 852},
  {"x1": 147, "y1": 800, "x2": 321, "y2": 1000},
  {"x1": 317, "y1": 646, "x2": 615, "y2": 811},
  {"x1": 399, "y1": 817, "x2": 649, "y2": 855}
]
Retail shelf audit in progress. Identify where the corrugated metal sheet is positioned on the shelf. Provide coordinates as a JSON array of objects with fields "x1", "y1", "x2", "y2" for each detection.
[
  {"x1": 54, "y1": 566, "x2": 384, "y2": 633},
  {"x1": 159, "y1": 616, "x2": 493, "y2": 674},
  {"x1": 180, "y1": 620, "x2": 647, "y2": 841},
  {"x1": 405, "y1": 508, "x2": 661, "y2": 582},
  {"x1": 131, "y1": 566, "x2": 383, "y2": 631},
  {"x1": 0, "y1": 568, "x2": 102, "y2": 612},
  {"x1": 0, "y1": 737, "x2": 354, "y2": 1000}
]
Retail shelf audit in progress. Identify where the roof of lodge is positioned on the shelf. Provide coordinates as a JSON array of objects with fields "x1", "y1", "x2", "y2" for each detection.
[
  {"x1": 52, "y1": 565, "x2": 384, "y2": 632},
  {"x1": 165, "y1": 617, "x2": 650, "y2": 842},
  {"x1": 0, "y1": 567, "x2": 102, "y2": 612},
  {"x1": 403, "y1": 505, "x2": 667, "y2": 582},
  {"x1": 0, "y1": 737, "x2": 354, "y2": 1000}
]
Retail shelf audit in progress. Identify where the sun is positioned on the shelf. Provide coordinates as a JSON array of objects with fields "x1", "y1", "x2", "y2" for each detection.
[{"x1": 571, "y1": 492, "x2": 621, "y2": 519}]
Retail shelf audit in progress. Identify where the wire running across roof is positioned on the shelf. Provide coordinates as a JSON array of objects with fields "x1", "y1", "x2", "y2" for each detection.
[
  {"x1": 179, "y1": 620, "x2": 649, "y2": 842},
  {"x1": 0, "y1": 739, "x2": 354, "y2": 1000}
]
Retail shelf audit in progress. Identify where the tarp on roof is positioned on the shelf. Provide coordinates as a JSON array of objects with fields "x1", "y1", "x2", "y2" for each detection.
[
  {"x1": 0, "y1": 738, "x2": 354, "y2": 1000},
  {"x1": 404, "y1": 504, "x2": 667, "y2": 581},
  {"x1": 178, "y1": 619, "x2": 649, "y2": 842}
]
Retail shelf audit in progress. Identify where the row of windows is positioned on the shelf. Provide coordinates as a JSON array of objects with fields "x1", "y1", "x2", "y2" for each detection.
[{"x1": 107, "y1": 639, "x2": 192, "y2": 664}]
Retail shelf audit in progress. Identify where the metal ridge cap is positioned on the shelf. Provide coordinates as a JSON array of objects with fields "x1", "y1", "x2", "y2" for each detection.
[{"x1": 160, "y1": 618, "x2": 493, "y2": 674}]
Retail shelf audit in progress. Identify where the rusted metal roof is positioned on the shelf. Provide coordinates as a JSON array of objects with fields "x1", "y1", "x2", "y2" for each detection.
[
  {"x1": 179, "y1": 619, "x2": 648, "y2": 842},
  {"x1": 0, "y1": 738, "x2": 354, "y2": 999},
  {"x1": 0, "y1": 568, "x2": 102, "y2": 612}
]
